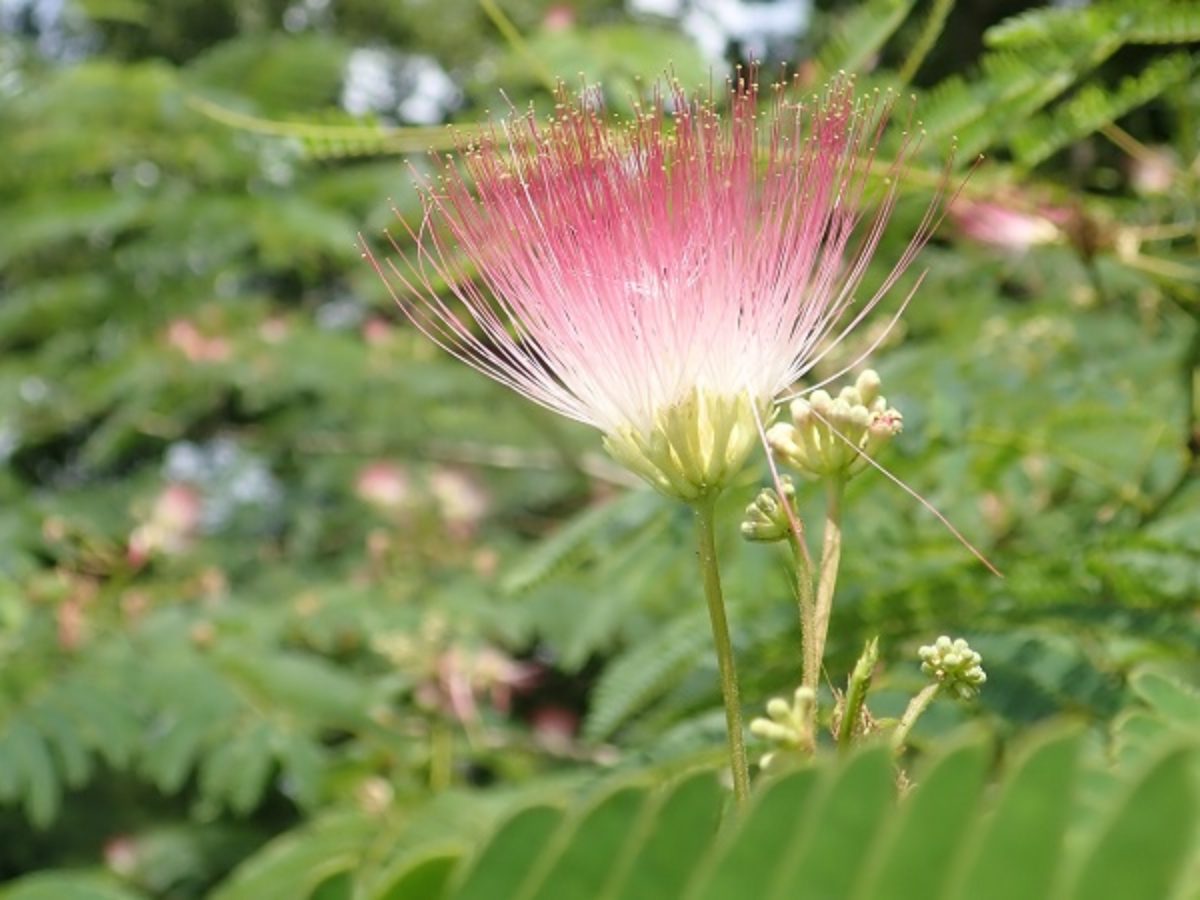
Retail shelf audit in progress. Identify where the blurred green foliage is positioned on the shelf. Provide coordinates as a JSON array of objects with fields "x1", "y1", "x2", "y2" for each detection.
[{"x1": 1, "y1": 0, "x2": 1199, "y2": 896}]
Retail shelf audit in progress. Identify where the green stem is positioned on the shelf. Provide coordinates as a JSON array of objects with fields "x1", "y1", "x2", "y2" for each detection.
[
  {"x1": 891, "y1": 683, "x2": 941, "y2": 754},
  {"x1": 694, "y1": 497, "x2": 751, "y2": 809},
  {"x1": 897, "y1": 0, "x2": 955, "y2": 84},
  {"x1": 788, "y1": 533, "x2": 818, "y2": 693},
  {"x1": 478, "y1": 0, "x2": 558, "y2": 93},
  {"x1": 811, "y1": 479, "x2": 845, "y2": 689}
]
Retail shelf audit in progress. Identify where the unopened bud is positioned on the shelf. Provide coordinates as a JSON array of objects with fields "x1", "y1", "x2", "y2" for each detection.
[
  {"x1": 918, "y1": 635, "x2": 986, "y2": 700},
  {"x1": 766, "y1": 697, "x2": 791, "y2": 719},
  {"x1": 750, "y1": 719, "x2": 794, "y2": 741},
  {"x1": 851, "y1": 636, "x2": 880, "y2": 682},
  {"x1": 750, "y1": 684, "x2": 817, "y2": 769},
  {"x1": 837, "y1": 385, "x2": 862, "y2": 406},
  {"x1": 769, "y1": 370, "x2": 902, "y2": 482},
  {"x1": 740, "y1": 477, "x2": 797, "y2": 543},
  {"x1": 856, "y1": 369, "x2": 882, "y2": 405}
]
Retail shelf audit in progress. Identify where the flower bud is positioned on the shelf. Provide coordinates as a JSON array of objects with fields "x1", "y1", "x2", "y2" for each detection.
[
  {"x1": 766, "y1": 697, "x2": 791, "y2": 719},
  {"x1": 749, "y1": 684, "x2": 817, "y2": 769},
  {"x1": 750, "y1": 719, "x2": 794, "y2": 742},
  {"x1": 740, "y1": 477, "x2": 797, "y2": 543},
  {"x1": 918, "y1": 635, "x2": 986, "y2": 700},
  {"x1": 856, "y1": 369, "x2": 882, "y2": 406},
  {"x1": 769, "y1": 370, "x2": 902, "y2": 482},
  {"x1": 837, "y1": 385, "x2": 862, "y2": 406},
  {"x1": 789, "y1": 398, "x2": 813, "y2": 425}
]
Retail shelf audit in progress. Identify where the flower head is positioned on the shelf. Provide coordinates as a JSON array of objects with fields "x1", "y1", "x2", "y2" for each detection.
[
  {"x1": 364, "y1": 72, "x2": 946, "y2": 500},
  {"x1": 919, "y1": 635, "x2": 987, "y2": 700},
  {"x1": 128, "y1": 482, "x2": 203, "y2": 565},
  {"x1": 950, "y1": 197, "x2": 1068, "y2": 251},
  {"x1": 767, "y1": 368, "x2": 903, "y2": 481}
]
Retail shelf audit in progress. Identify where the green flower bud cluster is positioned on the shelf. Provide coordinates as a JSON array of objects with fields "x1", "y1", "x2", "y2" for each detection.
[
  {"x1": 740, "y1": 477, "x2": 796, "y2": 543},
  {"x1": 918, "y1": 635, "x2": 987, "y2": 700},
  {"x1": 749, "y1": 685, "x2": 816, "y2": 768},
  {"x1": 766, "y1": 370, "x2": 902, "y2": 480}
]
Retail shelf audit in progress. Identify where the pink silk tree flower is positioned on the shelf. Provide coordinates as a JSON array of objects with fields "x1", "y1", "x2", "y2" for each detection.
[
  {"x1": 950, "y1": 198, "x2": 1067, "y2": 251},
  {"x1": 363, "y1": 74, "x2": 947, "y2": 502}
]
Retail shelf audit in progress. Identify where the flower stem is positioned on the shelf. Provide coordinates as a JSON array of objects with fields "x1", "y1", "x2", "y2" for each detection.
[
  {"x1": 897, "y1": 0, "x2": 954, "y2": 84},
  {"x1": 788, "y1": 532, "x2": 818, "y2": 693},
  {"x1": 811, "y1": 479, "x2": 845, "y2": 689},
  {"x1": 694, "y1": 496, "x2": 751, "y2": 809},
  {"x1": 891, "y1": 683, "x2": 941, "y2": 753}
]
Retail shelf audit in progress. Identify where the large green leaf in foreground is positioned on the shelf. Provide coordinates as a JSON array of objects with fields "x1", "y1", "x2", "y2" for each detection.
[{"x1": 203, "y1": 722, "x2": 1199, "y2": 900}]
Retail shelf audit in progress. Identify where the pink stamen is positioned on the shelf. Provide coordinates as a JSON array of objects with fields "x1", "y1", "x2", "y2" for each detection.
[{"x1": 361, "y1": 71, "x2": 948, "y2": 441}]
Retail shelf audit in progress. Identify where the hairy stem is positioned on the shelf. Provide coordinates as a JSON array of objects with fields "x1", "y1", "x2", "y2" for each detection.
[
  {"x1": 891, "y1": 683, "x2": 941, "y2": 753},
  {"x1": 838, "y1": 638, "x2": 879, "y2": 751},
  {"x1": 788, "y1": 532, "x2": 818, "y2": 693},
  {"x1": 694, "y1": 497, "x2": 751, "y2": 808},
  {"x1": 811, "y1": 479, "x2": 846, "y2": 687}
]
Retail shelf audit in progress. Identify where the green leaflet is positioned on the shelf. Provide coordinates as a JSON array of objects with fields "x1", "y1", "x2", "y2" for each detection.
[
  {"x1": 1062, "y1": 747, "x2": 1200, "y2": 900},
  {"x1": 0, "y1": 874, "x2": 150, "y2": 900},
  {"x1": 853, "y1": 740, "x2": 991, "y2": 900},
  {"x1": 290, "y1": 729, "x2": 1200, "y2": 900},
  {"x1": 944, "y1": 727, "x2": 1084, "y2": 900}
]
